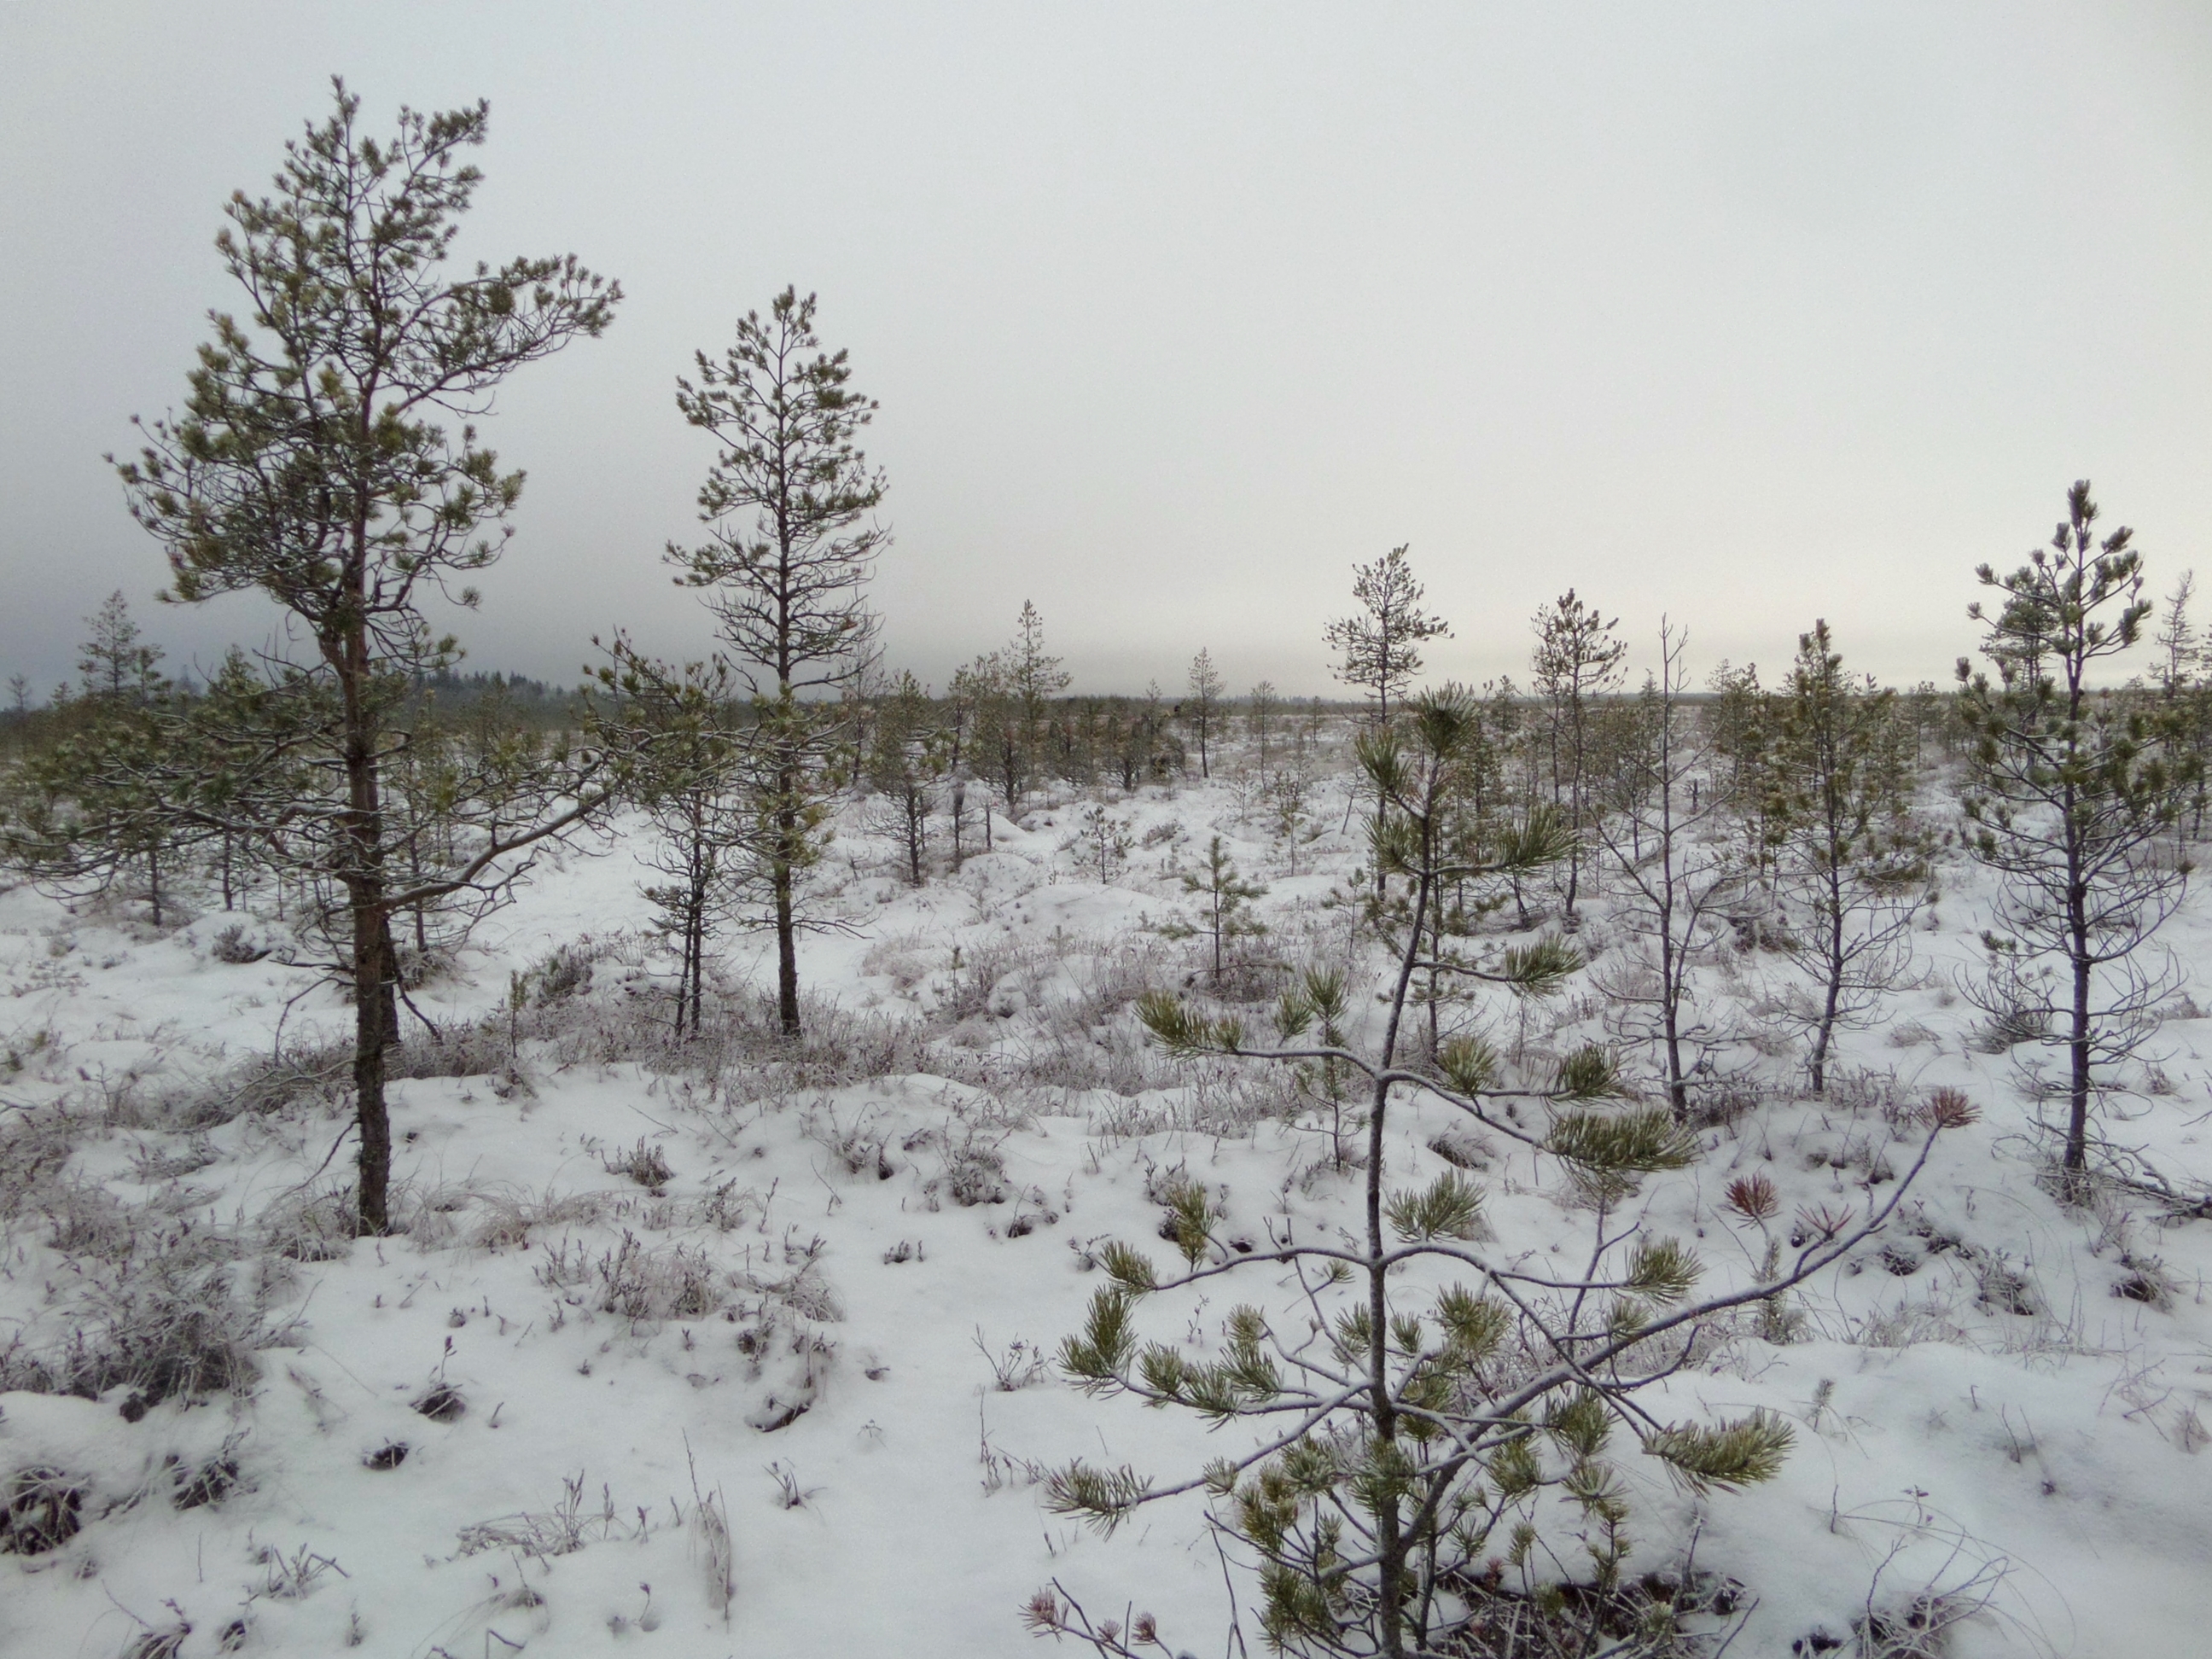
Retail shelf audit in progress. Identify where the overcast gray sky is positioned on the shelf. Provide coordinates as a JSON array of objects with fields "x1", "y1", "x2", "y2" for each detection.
[{"x1": 5, "y1": 2, "x2": 2211, "y2": 698}]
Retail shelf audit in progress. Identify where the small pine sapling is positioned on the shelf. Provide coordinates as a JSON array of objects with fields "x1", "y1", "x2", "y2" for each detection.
[
  {"x1": 1359, "y1": 687, "x2": 1580, "y2": 1062},
  {"x1": 1956, "y1": 481, "x2": 2198, "y2": 1189},
  {"x1": 1324, "y1": 546, "x2": 1452, "y2": 728},
  {"x1": 1185, "y1": 649, "x2": 1225, "y2": 779},
  {"x1": 1284, "y1": 963, "x2": 1354, "y2": 1168},
  {"x1": 1004, "y1": 602, "x2": 1073, "y2": 808},
  {"x1": 1266, "y1": 760, "x2": 1315, "y2": 872},
  {"x1": 1530, "y1": 589, "x2": 1627, "y2": 919},
  {"x1": 1163, "y1": 835, "x2": 1266, "y2": 984},
  {"x1": 865, "y1": 672, "x2": 951, "y2": 886},
  {"x1": 1248, "y1": 679, "x2": 1278, "y2": 785},
  {"x1": 1765, "y1": 620, "x2": 1933, "y2": 1094},
  {"x1": 589, "y1": 645, "x2": 753, "y2": 1036},
  {"x1": 1076, "y1": 804, "x2": 1133, "y2": 884},
  {"x1": 1039, "y1": 691, "x2": 1959, "y2": 1659}
]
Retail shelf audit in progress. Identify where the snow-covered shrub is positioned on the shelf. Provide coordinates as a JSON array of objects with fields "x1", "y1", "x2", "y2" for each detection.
[
  {"x1": 412, "y1": 1382, "x2": 466, "y2": 1422},
  {"x1": 387, "y1": 1021, "x2": 530, "y2": 1084},
  {"x1": 0, "y1": 1109, "x2": 84, "y2": 1222},
  {"x1": 1971, "y1": 995, "x2": 2049, "y2": 1054},
  {"x1": 603, "y1": 1236, "x2": 720, "y2": 1320},
  {"x1": 0, "y1": 1467, "x2": 84, "y2": 1556},
  {"x1": 987, "y1": 1024, "x2": 1179, "y2": 1099},
  {"x1": 722, "y1": 1237, "x2": 844, "y2": 1433},
  {"x1": 157, "y1": 1039, "x2": 352, "y2": 1129},
  {"x1": 975, "y1": 1331, "x2": 1051, "y2": 1392},
  {"x1": 458, "y1": 1471, "x2": 637, "y2": 1560},
  {"x1": 393, "y1": 940, "x2": 458, "y2": 989},
  {"x1": 0, "y1": 1249, "x2": 280, "y2": 1408},
  {"x1": 44, "y1": 1179, "x2": 141, "y2": 1260},
  {"x1": 935, "y1": 938, "x2": 1045, "y2": 1025},
  {"x1": 604, "y1": 1138, "x2": 674, "y2": 1189},
  {"x1": 1425, "y1": 1124, "x2": 1494, "y2": 1171},
  {"x1": 527, "y1": 939, "x2": 600, "y2": 1004},
  {"x1": 805, "y1": 1102, "x2": 895, "y2": 1180},
  {"x1": 261, "y1": 1186, "x2": 356, "y2": 1261},
  {"x1": 504, "y1": 977, "x2": 926, "y2": 1094},
  {"x1": 120, "y1": 1621, "x2": 191, "y2": 1659},
  {"x1": 208, "y1": 921, "x2": 268, "y2": 963},
  {"x1": 538, "y1": 1231, "x2": 727, "y2": 1323},
  {"x1": 469, "y1": 1188, "x2": 608, "y2": 1252},
  {"x1": 935, "y1": 1134, "x2": 1010, "y2": 1207},
  {"x1": 696, "y1": 1483, "x2": 735, "y2": 1618},
  {"x1": 127, "y1": 1136, "x2": 218, "y2": 1182},
  {"x1": 1057, "y1": 934, "x2": 1177, "y2": 1028},
  {"x1": 170, "y1": 1441, "x2": 246, "y2": 1510},
  {"x1": 861, "y1": 921, "x2": 939, "y2": 975}
]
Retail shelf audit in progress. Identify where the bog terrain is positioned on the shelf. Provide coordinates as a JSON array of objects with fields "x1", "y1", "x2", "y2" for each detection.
[{"x1": 1, "y1": 742, "x2": 2209, "y2": 1658}]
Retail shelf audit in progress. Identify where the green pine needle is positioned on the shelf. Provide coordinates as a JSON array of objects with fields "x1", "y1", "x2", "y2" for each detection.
[
  {"x1": 1059, "y1": 1287, "x2": 1139, "y2": 1391},
  {"x1": 1098, "y1": 1240, "x2": 1158, "y2": 1292},
  {"x1": 1386, "y1": 1171, "x2": 1487, "y2": 1243},
  {"x1": 1623, "y1": 1235, "x2": 1702, "y2": 1304},
  {"x1": 1499, "y1": 934, "x2": 1580, "y2": 998},
  {"x1": 1045, "y1": 1458, "x2": 1155, "y2": 1534},
  {"x1": 1551, "y1": 1045, "x2": 1626, "y2": 1100},
  {"x1": 1545, "y1": 1105, "x2": 1699, "y2": 1174},
  {"x1": 1642, "y1": 1410, "x2": 1795, "y2": 1493},
  {"x1": 1435, "y1": 1284, "x2": 1511, "y2": 1359},
  {"x1": 1437, "y1": 1034, "x2": 1500, "y2": 1095}
]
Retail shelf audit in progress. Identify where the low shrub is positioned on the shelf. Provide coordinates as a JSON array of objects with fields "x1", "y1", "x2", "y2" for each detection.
[{"x1": 0, "y1": 1467, "x2": 84, "y2": 1556}]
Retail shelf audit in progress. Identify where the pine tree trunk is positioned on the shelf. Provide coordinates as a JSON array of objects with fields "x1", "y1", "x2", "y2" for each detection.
[
  {"x1": 1561, "y1": 696, "x2": 1581, "y2": 921},
  {"x1": 1812, "y1": 863, "x2": 1846, "y2": 1096},
  {"x1": 1365, "y1": 858, "x2": 1428, "y2": 1659},
  {"x1": 774, "y1": 759, "x2": 801, "y2": 1037},
  {"x1": 338, "y1": 532, "x2": 396, "y2": 1236},
  {"x1": 352, "y1": 890, "x2": 393, "y2": 1236},
  {"x1": 1659, "y1": 775, "x2": 1689, "y2": 1120},
  {"x1": 1661, "y1": 913, "x2": 1687, "y2": 1117},
  {"x1": 1423, "y1": 815, "x2": 1442, "y2": 1064},
  {"x1": 2067, "y1": 882, "x2": 2093, "y2": 1177},
  {"x1": 1367, "y1": 1099, "x2": 1406, "y2": 1658},
  {"x1": 681, "y1": 899, "x2": 695, "y2": 1038},
  {"x1": 2064, "y1": 762, "x2": 2092, "y2": 1181}
]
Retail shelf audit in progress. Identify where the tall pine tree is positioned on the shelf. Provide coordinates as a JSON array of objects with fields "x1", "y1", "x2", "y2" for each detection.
[
  {"x1": 667, "y1": 288, "x2": 888, "y2": 1036},
  {"x1": 113, "y1": 82, "x2": 620, "y2": 1232},
  {"x1": 1958, "y1": 482, "x2": 2197, "y2": 1185}
]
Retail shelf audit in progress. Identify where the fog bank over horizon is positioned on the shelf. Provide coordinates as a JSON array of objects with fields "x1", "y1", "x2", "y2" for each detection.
[{"x1": 5, "y1": 3, "x2": 2210, "y2": 700}]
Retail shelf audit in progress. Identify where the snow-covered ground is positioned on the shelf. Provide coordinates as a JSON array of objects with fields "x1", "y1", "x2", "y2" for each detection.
[{"x1": 3, "y1": 750, "x2": 2210, "y2": 1657}]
